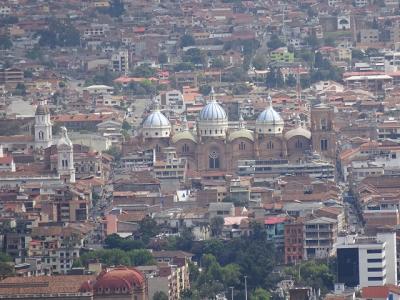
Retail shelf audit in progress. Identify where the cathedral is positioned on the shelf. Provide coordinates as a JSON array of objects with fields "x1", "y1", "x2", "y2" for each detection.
[{"x1": 138, "y1": 89, "x2": 337, "y2": 174}]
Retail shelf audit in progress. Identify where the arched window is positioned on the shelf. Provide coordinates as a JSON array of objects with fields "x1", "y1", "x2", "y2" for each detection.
[
  {"x1": 155, "y1": 144, "x2": 161, "y2": 152},
  {"x1": 239, "y1": 142, "x2": 246, "y2": 151},
  {"x1": 267, "y1": 141, "x2": 274, "y2": 149},
  {"x1": 38, "y1": 131, "x2": 44, "y2": 140},
  {"x1": 182, "y1": 144, "x2": 189, "y2": 153},
  {"x1": 209, "y1": 150, "x2": 220, "y2": 169}
]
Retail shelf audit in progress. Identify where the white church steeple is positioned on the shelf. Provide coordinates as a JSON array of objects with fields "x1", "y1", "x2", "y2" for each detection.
[
  {"x1": 34, "y1": 100, "x2": 52, "y2": 149},
  {"x1": 57, "y1": 127, "x2": 75, "y2": 183}
]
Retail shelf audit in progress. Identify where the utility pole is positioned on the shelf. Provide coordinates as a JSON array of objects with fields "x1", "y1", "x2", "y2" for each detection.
[{"x1": 244, "y1": 275, "x2": 248, "y2": 300}]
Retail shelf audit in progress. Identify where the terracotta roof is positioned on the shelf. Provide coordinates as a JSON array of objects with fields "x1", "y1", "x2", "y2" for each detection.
[
  {"x1": 0, "y1": 275, "x2": 95, "y2": 296},
  {"x1": 0, "y1": 135, "x2": 34, "y2": 143}
]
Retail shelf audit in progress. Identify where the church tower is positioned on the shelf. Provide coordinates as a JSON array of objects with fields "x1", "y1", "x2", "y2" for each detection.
[
  {"x1": 57, "y1": 127, "x2": 75, "y2": 183},
  {"x1": 34, "y1": 100, "x2": 52, "y2": 149},
  {"x1": 310, "y1": 104, "x2": 336, "y2": 160}
]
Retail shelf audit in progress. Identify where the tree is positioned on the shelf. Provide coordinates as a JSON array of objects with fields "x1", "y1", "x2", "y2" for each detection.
[
  {"x1": 0, "y1": 35, "x2": 12, "y2": 50},
  {"x1": 211, "y1": 58, "x2": 225, "y2": 68},
  {"x1": 183, "y1": 48, "x2": 206, "y2": 66},
  {"x1": 37, "y1": 19, "x2": 80, "y2": 48},
  {"x1": 286, "y1": 74, "x2": 297, "y2": 87},
  {"x1": 324, "y1": 37, "x2": 335, "y2": 47},
  {"x1": 305, "y1": 33, "x2": 320, "y2": 50},
  {"x1": 132, "y1": 65, "x2": 156, "y2": 78},
  {"x1": 210, "y1": 216, "x2": 224, "y2": 237},
  {"x1": 352, "y1": 49, "x2": 365, "y2": 60},
  {"x1": 103, "y1": 146, "x2": 122, "y2": 161},
  {"x1": 108, "y1": 0, "x2": 125, "y2": 17},
  {"x1": 158, "y1": 52, "x2": 168, "y2": 66},
  {"x1": 14, "y1": 83, "x2": 26, "y2": 96},
  {"x1": 122, "y1": 120, "x2": 132, "y2": 131},
  {"x1": 128, "y1": 249, "x2": 155, "y2": 266},
  {"x1": 252, "y1": 54, "x2": 267, "y2": 70},
  {"x1": 180, "y1": 34, "x2": 195, "y2": 48},
  {"x1": 267, "y1": 34, "x2": 285, "y2": 51},
  {"x1": 153, "y1": 291, "x2": 168, "y2": 300},
  {"x1": 139, "y1": 216, "x2": 160, "y2": 244},
  {"x1": 251, "y1": 288, "x2": 271, "y2": 300},
  {"x1": 199, "y1": 85, "x2": 211, "y2": 95}
]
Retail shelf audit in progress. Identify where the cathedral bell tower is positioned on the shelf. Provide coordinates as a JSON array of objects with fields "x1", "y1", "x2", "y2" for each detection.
[
  {"x1": 57, "y1": 127, "x2": 75, "y2": 183},
  {"x1": 34, "y1": 100, "x2": 52, "y2": 149},
  {"x1": 310, "y1": 104, "x2": 336, "y2": 160}
]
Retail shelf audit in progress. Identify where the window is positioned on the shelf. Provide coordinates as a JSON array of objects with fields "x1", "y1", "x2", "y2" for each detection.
[
  {"x1": 155, "y1": 144, "x2": 161, "y2": 152},
  {"x1": 239, "y1": 142, "x2": 246, "y2": 151},
  {"x1": 295, "y1": 139, "x2": 302, "y2": 149},
  {"x1": 38, "y1": 131, "x2": 44, "y2": 140},
  {"x1": 367, "y1": 249, "x2": 382, "y2": 254},
  {"x1": 367, "y1": 258, "x2": 383, "y2": 263},
  {"x1": 368, "y1": 267, "x2": 383, "y2": 272},
  {"x1": 209, "y1": 150, "x2": 220, "y2": 169},
  {"x1": 320, "y1": 139, "x2": 328, "y2": 151},
  {"x1": 320, "y1": 119, "x2": 327, "y2": 130},
  {"x1": 267, "y1": 141, "x2": 274, "y2": 149},
  {"x1": 368, "y1": 276, "x2": 384, "y2": 281}
]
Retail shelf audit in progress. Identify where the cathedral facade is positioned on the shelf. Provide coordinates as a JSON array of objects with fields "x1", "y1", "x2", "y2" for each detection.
[{"x1": 139, "y1": 91, "x2": 336, "y2": 174}]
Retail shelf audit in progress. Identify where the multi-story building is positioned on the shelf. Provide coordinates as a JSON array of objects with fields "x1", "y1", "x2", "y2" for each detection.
[
  {"x1": 304, "y1": 217, "x2": 338, "y2": 260},
  {"x1": 0, "y1": 68, "x2": 24, "y2": 87},
  {"x1": 110, "y1": 50, "x2": 129, "y2": 74},
  {"x1": 284, "y1": 219, "x2": 305, "y2": 264},
  {"x1": 29, "y1": 225, "x2": 86, "y2": 275},
  {"x1": 337, "y1": 231, "x2": 397, "y2": 288},
  {"x1": 156, "y1": 90, "x2": 186, "y2": 116}
]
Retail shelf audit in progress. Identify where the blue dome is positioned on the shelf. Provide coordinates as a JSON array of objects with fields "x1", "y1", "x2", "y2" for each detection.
[
  {"x1": 143, "y1": 111, "x2": 171, "y2": 128},
  {"x1": 199, "y1": 101, "x2": 227, "y2": 121},
  {"x1": 256, "y1": 106, "x2": 283, "y2": 124}
]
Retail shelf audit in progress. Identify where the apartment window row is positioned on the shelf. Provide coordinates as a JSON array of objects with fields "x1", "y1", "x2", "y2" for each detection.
[
  {"x1": 368, "y1": 267, "x2": 383, "y2": 272},
  {"x1": 367, "y1": 249, "x2": 382, "y2": 254}
]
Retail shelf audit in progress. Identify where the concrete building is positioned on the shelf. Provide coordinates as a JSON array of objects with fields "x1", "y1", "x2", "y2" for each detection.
[
  {"x1": 337, "y1": 232, "x2": 397, "y2": 288},
  {"x1": 304, "y1": 217, "x2": 338, "y2": 259},
  {"x1": 110, "y1": 50, "x2": 129, "y2": 74}
]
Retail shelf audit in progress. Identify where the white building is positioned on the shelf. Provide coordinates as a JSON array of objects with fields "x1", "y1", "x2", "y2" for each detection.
[
  {"x1": 34, "y1": 100, "x2": 53, "y2": 150},
  {"x1": 337, "y1": 231, "x2": 397, "y2": 288},
  {"x1": 155, "y1": 90, "x2": 186, "y2": 115},
  {"x1": 110, "y1": 50, "x2": 129, "y2": 74}
]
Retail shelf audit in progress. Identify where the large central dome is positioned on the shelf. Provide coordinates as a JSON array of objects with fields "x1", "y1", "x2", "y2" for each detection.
[
  {"x1": 199, "y1": 101, "x2": 227, "y2": 121},
  {"x1": 197, "y1": 87, "x2": 228, "y2": 137}
]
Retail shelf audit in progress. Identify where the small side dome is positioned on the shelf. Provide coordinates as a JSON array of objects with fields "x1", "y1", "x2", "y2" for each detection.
[
  {"x1": 255, "y1": 96, "x2": 284, "y2": 135},
  {"x1": 142, "y1": 100, "x2": 171, "y2": 138},
  {"x1": 143, "y1": 111, "x2": 171, "y2": 128}
]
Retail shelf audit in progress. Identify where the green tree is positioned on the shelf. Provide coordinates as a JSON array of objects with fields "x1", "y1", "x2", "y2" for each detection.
[
  {"x1": 352, "y1": 49, "x2": 365, "y2": 60},
  {"x1": 26, "y1": 47, "x2": 43, "y2": 60},
  {"x1": 103, "y1": 146, "x2": 122, "y2": 161},
  {"x1": 210, "y1": 216, "x2": 224, "y2": 237},
  {"x1": 153, "y1": 291, "x2": 168, "y2": 300},
  {"x1": 199, "y1": 85, "x2": 211, "y2": 95},
  {"x1": 139, "y1": 216, "x2": 160, "y2": 244},
  {"x1": 183, "y1": 48, "x2": 206, "y2": 66},
  {"x1": 133, "y1": 65, "x2": 156, "y2": 78},
  {"x1": 286, "y1": 74, "x2": 297, "y2": 87},
  {"x1": 252, "y1": 54, "x2": 267, "y2": 70},
  {"x1": 0, "y1": 35, "x2": 12, "y2": 50},
  {"x1": 122, "y1": 120, "x2": 132, "y2": 131},
  {"x1": 305, "y1": 33, "x2": 320, "y2": 50},
  {"x1": 158, "y1": 52, "x2": 168, "y2": 66},
  {"x1": 251, "y1": 288, "x2": 271, "y2": 300},
  {"x1": 180, "y1": 34, "x2": 195, "y2": 48},
  {"x1": 324, "y1": 37, "x2": 335, "y2": 47},
  {"x1": 267, "y1": 34, "x2": 285, "y2": 51},
  {"x1": 211, "y1": 58, "x2": 225, "y2": 68},
  {"x1": 37, "y1": 19, "x2": 80, "y2": 48},
  {"x1": 128, "y1": 249, "x2": 155, "y2": 266},
  {"x1": 14, "y1": 83, "x2": 26, "y2": 96},
  {"x1": 108, "y1": 0, "x2": 125, "y2": 17}
]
